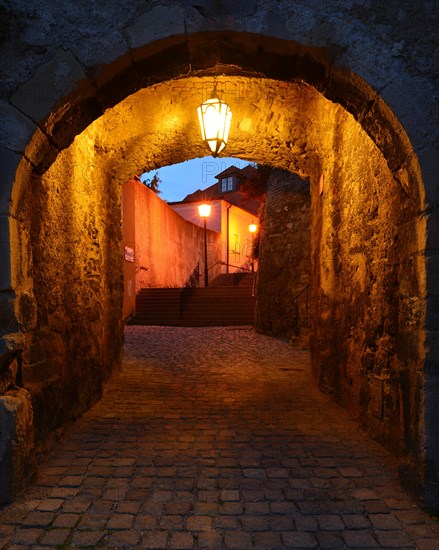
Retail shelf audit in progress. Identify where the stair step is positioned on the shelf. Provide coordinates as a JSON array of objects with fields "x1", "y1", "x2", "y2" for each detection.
[
  {"x1": 134, "y1": 285, "x2": 256, "y2": 326},
  {"x1": 209, "y1": 273, "x2": 256, "y2": 288}
]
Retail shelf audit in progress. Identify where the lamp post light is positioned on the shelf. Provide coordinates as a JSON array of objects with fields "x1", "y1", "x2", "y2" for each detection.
[
  {"x1": 197, "y1": 95, "x2": 232, "y2": 157},
  {"x1": 249, "y1": 222, "x2": 258, "y2": 273},
  {"x1": 198, "y1": 203, "x2": 212, "y2": 287}
]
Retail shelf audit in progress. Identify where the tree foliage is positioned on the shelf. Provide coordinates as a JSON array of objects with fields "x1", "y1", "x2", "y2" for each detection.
[{"x1": 143, "y1": 172, "x2": 162, "y2": 194}]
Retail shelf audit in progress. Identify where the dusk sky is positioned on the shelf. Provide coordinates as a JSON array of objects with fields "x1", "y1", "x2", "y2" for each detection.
[{"x1": 141, "y1": 156, "x2": 251, "y2": 203}]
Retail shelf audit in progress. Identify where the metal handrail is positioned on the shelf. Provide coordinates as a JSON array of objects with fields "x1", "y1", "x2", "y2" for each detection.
[
  {"x1": 252, "y1": 270, "x2": 257, "y2": 298},
  {"x1": 234, "y1": 259, "x2": 252, "y2": 274},
  {"x1": 292, "y1": 284, "x2": 310, "y2": 336},
  {"x1": 205, "y1": 260, "x2": 226, "y2": 273},
  {"x1": 180, "y1": 262, "x2": 200, "y2": 318},
  {"x1": 233, "y1": 259, "x2": 253, "y2": 287},
  {"x1": 183, "y1": 262, "x2": 200, "y2": 288},
  {"x1": 292, "y1": 284, "x2": 310, "y2": 302},
  {"x1": 203, "y1": 260, "x2": 254, "y2": 287}
]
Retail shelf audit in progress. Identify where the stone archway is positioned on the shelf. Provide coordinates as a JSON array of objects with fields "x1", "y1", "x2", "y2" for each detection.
[{"x1": 1, "y1": 28, "x2": 436, "y2": 504}]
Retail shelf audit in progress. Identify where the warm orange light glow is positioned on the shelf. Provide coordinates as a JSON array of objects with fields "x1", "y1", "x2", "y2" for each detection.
[
  {"x1": 249, "y1": 223, "x2": 258, "y2": 233},
  {"x1": 198, "y1": 203, "x2": 212, "y2": 218},
  {"x1": 197, "y1": 97, "x2": 232, "y2": 157}
]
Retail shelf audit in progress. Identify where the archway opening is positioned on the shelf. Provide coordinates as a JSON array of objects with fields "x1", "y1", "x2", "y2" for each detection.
[{"x1": 4, "y1": 33, "x2": 430, "y2": 500}]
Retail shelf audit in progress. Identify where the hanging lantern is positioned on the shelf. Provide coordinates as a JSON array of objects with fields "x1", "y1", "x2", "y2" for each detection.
[{"x1": 197, "y1": 96, "x2": 232, "y2": 157}]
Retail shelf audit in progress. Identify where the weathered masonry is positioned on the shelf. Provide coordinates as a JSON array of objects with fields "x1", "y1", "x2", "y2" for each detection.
[
  {"x1": 0, "y1": 2, "x2": 437, "y2": 505},
  {"x1": 256, "y1": 170, "x2": 311, "y2": 341}
]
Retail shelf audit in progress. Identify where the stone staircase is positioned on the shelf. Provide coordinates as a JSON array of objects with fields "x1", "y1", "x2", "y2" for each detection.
[
  {"x1": 209, "y1": 272, "x2": 255, "y2": 289},
  {"x1": 130, "y1": 288, "x2": 182, "y2": 326},
  {"x1": 130, "y1": 273, "x2": 256, "y2": 326}
]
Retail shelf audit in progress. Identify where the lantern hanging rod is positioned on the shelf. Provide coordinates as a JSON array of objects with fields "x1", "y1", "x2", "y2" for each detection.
[{"x1": 210, "y1": 76, "x2": 221, "y2": 98}]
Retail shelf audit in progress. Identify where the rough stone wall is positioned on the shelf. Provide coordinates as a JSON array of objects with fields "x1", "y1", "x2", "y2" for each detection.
[
  {"x1": 0, "y1": 388, "x2": 34, "y2": 504},
  {"x1": 256, "y1": 171, "x2": 310, "y2": 339},
  {"x1": 122, "y1": 178, "x2": 222, "y2": 319},
  {"x1": 10, "y1": 134, "x2": 124, "y2": 446},
  {"x1": 6, "y1": 74, "x2": 430, "y2": 501},
  {"x1": 309, "y1": 115, "x2": 425, "y2": 492},
  {"x1": 0, "y1": 0, "x2": 436, "y2": 502}
]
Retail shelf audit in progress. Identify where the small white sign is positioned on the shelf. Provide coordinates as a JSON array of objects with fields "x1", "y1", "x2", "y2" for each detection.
[{"x1": 124, "y1": 246, "x2": 135, "y2": 262}]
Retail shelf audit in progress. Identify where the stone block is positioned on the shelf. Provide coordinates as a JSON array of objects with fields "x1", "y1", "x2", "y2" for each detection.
[
  {"x1": 123, "y1": 5, "x2": 185, "y2": 49},
  {"x1": 24, "y1": 127, "x2": 59, "y2": 174},
  {"x1": 0, "y1": 354, "x2": 19, "y2": 394},
  {"x1": 424, "y1": 330, "x2": 439, "y2": 371},
  {"x1": 425, "y1": 253, "x2": 439, "y2": 295},
  {"x1": 392, "y1": 153, "x2": 425, "y2": 209},
  {"x1": 394, "y1": 217, "x2": 426, "y2": 258},
  {"x1": 127, "y1": 35, "x2": 188, "y2": 91},
  {"x1": 15, "y1": 291, "x2": 37, "y2": 332},
  {"x1": 419, "y1": 145, "x2": 439, "y2": 210},
  {"x1": 396, "y1": 328, "x2": 424, "y2": 365},
  {"x1": 426, "y1": 294, "x2": 439, "y2": 332},
  {"x1": 426, "y1": 210, "x2": 439, "y2": 252},
  {"x1": 0, "y1": 291, "x2": 15, "y2": 326},
  {"x1": 332, "y1": 18, "x2": 403, "y2": 92},
  {"x1": 48, "y1": 95, "x2": 103, "y2": 152},
  {"x1": 0, "y1": 101, "x2": 37, "y2": 153},
  {"x1": 361, "y1": 95, "x2": 410, "y2": 173},
  {"x1": 96, "y1": 53, "x2": 144, "y2": 109},
  {"x1": 91, "y1": 50, "x2": 135, "y2": 91},
  {"x1": 256, "y1": 169, "x2": 310, "y2": 338},
  {"x1": 22, "y1": 355, "x2": 63, "y2": 386},
  {"x1": 10, "y1": 49, "x2": 93, "y2": 124},
  {"x1": 0, "y1": 388, "x2": 35, "y2": 504},
  {"x1": 70, "y1": 30, "x2": 129, "y2": 74},
  {"x1": 380, "y1": 76, "x2": 438, "y2": 154},
  {"x1": 0, "y1": 291, "x2": 19, "y2": 355},
  {"x1": 0, "y1": 215, "x2": 11, "y2": 290},
  {"x1": 0, "y1": 147, "x2": 21, "y2": 215},
  {"x1": 423, "y1": 369, "x2": 439, "y2": 502},
  {"x1": 9, "y1": 154, "x2": 33, "y2": 217},
  {"x1": 185, "y1": 2, "x2": 257, "y2": 33}
]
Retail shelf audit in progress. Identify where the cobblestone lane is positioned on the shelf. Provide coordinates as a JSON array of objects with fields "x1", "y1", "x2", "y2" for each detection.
[{"x1": 1, "y1": 327, "x2": 438, "y2": 549}]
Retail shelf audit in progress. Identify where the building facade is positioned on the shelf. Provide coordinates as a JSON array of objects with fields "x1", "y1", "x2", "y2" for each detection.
[{"x1": 170, "y1": 165, "x2": 262, "y2": 273}]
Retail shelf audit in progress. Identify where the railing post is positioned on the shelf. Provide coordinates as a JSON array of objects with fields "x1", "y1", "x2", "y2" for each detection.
[{"x1": 180, "y1": 262, "x2": 201, "y2": 319}]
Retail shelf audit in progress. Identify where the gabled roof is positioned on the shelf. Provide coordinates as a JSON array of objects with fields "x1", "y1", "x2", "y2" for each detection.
[
  {"x1": 219, "y1": 191, "x2": 262, "y2": 216},
  {"x1": 216, "y1": 164, "x2": 258, "y2": 181},
  {"x1": 171, "y1": 164, "x2": 264, "y2": 216},
  {"x1": 181, "y1": 183, "x2": 218, "y2": 203}
]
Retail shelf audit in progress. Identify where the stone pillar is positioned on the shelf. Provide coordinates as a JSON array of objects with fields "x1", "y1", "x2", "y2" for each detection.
[
  {"x1": 0, "y1": 387, "x2": 34, "y2": 504},
  {"x1": 256, "y1": 170, "x2": 311, "y2": 340}
]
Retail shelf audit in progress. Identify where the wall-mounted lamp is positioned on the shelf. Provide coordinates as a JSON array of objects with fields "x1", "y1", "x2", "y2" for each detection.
[
  {"x1": 249, "y1": 223, "x2": 258, "y2": 234},
  {"x1": 197, "y1": 92, "x2": 232, "y2": 157}
]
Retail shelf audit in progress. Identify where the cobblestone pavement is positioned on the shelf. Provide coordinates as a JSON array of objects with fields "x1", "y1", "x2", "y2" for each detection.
[{"x1": 1, "y1": 326, "x2": 438, "y2": 550}]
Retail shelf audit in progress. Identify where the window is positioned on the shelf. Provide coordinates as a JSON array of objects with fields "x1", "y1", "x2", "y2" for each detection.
[
  {"x1": 233, "y1": 234, "x2": 240, "y2": 254},
  {"x1": 221, "y1": 176, "x2": 233, "y2": 193}
]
